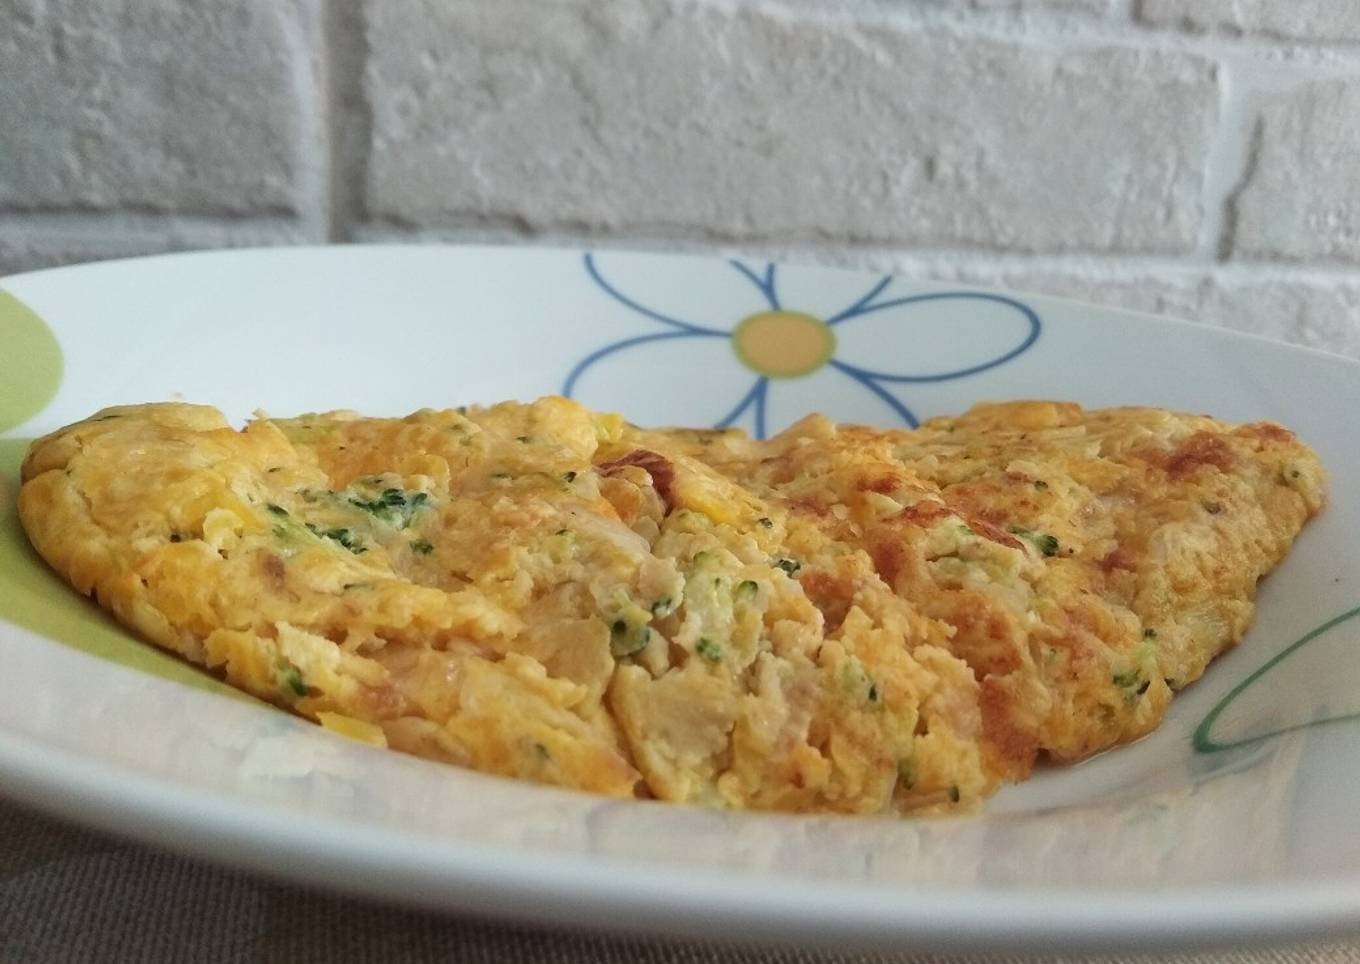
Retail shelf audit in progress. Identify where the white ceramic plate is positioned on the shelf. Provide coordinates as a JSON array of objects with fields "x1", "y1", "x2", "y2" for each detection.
[{"x1": 1, "y1": 246, "x2": 1358, "y2": 954}]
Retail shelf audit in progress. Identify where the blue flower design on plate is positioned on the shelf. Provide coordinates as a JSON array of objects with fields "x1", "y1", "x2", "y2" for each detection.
[{"x1": 564, "y1": 253, "x2": 1041, "y2": 438}]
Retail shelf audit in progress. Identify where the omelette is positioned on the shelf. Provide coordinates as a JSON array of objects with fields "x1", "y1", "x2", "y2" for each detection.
[{"x1": 17, "y1": 398, "x2": 1325, "y2": 813}]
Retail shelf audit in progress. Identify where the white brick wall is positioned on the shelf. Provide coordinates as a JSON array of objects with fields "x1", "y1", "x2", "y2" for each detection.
[{"x1": 3, "y1": 0, "x2": 1359, "y2": 358}]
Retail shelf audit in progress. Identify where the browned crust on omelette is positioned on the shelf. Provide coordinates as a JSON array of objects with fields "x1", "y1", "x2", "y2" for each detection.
[{"x1": 655, "y1": 401, "x2": 1326, "y2": 778}]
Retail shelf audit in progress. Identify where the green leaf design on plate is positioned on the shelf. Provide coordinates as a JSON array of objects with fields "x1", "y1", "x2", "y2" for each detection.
[
  {"x1": 1194, "y1": 604, "x2": 1360, "y2": 753},
  {"x1": 0, "y1": 438, "x2": 252, "y2": 701},
  {"x1": 0, "y1": 290, "x2": 63, "y2": 433}
]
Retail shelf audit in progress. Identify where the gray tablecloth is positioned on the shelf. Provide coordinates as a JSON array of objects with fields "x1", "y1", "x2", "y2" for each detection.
[{"x1": 2, "y1": 799, "x2": 1358, "y2": 964}]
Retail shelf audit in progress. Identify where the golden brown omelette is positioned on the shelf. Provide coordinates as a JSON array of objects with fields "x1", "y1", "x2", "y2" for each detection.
[{"x1": 17, "y1": 398, "x2": 1326, "y2": 813}]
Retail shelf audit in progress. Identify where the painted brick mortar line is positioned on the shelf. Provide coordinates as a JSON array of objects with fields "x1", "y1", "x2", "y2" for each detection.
[
  {"x1": 344, "y1": 224, "x2": 1360, "y2": 286},
  {"x1": 1217, "y1": 117, "x2": 1265, "y2": 262},
  {"x1": 317, "y1": 0, "x2": 343, "y2": 243},
  {"x1": 319, "y1": 0, "x2": 371, "y2": 242},
  {"x1": 1195, "y1": 53, "x2": 1254, "y2": 261},
  {"x1": 0, "y1": 211, "x2": 317, "y2": 238},
  {"x1": 280, "y1": 0, "x2": 329, "y2": 244},
  {"x1": 748, "y1": 0, "x2": 1360, "y2": 61}
]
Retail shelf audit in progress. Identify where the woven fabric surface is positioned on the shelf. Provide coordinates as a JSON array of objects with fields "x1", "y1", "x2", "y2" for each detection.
[{"x1": 1, "y1": 799, "x2": 1358, "y2": 964}]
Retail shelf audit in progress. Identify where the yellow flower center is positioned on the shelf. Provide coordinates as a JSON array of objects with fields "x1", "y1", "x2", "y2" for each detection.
[{"x1": 731, "y1": 310, "x2": 836, "y2": 379}]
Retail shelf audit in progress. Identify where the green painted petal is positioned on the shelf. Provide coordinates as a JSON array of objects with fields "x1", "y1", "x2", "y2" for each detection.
[
  {"x1": 0, "y1": 439, "x2": 252, "y2": 701},
  {"x1": 0, "y1": 291, "x2": 63, "y2": 433},
  {"x1": 1194, "y1": 604, "x2": 1360, "y2": 753}
]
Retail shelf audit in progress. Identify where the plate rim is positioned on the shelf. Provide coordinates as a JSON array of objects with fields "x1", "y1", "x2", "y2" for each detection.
[{"x1": 2, "y1": 243, "x2": 1359, "y2": 952}]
